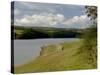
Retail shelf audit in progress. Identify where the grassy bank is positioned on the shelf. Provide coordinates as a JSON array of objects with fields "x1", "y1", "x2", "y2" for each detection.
[{"x1": 14, "y1": 40, "x2": 96, "y2": 74}]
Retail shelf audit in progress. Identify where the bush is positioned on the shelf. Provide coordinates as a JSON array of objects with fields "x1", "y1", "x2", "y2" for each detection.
[{"x1": 81, "y1": 25, "x2": 97, "y2": 67}]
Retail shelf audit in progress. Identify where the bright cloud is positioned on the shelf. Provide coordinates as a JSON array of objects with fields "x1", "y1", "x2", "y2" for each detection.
[
  {"x1": 15, "y1": 13, "x2": 90, "y2": 28},
  {"x1": 13, "y1": 2, "x2": 91, "y2": 29},
  {"x1": 14, "y1": 13, "x2": 65, "y2": 27},
  {"x1": 63, "y1": 15, "x2": 90, "y2": 28}
]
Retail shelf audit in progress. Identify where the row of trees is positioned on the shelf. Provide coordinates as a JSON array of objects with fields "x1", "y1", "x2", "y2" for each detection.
[{"x1": 14, "y1": 28, "x2": 81, "y2": 39}]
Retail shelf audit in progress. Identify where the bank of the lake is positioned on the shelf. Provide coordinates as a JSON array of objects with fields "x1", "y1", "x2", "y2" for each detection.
[
  {"x1": 14, "y1": 38, "x2": 78, "y2": 66},
  {"x1": 14, "y1": 39, "x2": 96, "y2": 74}
]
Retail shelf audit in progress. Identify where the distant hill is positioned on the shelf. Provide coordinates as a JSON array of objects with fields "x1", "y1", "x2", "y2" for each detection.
[{"x1": 12, "y1": 25, "x2": 84, "y2": 39}]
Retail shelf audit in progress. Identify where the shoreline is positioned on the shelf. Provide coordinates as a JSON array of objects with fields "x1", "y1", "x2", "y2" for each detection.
[{"x1": 14, "y1": 39, "x2": 96, "y2": 74}]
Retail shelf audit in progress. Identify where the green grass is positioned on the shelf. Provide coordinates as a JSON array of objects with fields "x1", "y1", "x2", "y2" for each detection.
[
  {"x1": 15, "y1": 29, "x2": 24, "y2": 34},
  {"x1": 14, "y1": 40, "x2": 96, "y2": 74}
]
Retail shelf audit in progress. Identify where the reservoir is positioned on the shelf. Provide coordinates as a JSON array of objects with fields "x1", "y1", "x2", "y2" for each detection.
[{"x1": 14, "y1": 38, "x2": 78, "y2": 66}]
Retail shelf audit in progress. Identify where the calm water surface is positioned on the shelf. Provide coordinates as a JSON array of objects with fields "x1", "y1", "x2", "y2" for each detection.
[{"x1": 14, "y1": 38, "x2": 78, "y2": 66}]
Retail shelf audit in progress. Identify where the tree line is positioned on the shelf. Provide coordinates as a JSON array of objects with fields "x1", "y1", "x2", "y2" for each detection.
[{"x1": 12, "y1": 26, "x2": 83, "y2": 39}]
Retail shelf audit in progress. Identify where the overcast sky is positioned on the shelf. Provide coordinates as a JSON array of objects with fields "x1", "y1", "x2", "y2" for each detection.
[{"x1": 13, "y1": 1, "x2": 91, "y2": 29}]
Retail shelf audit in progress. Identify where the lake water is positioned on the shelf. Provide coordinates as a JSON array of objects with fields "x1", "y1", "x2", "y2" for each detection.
[{"x1": 14, "y1": 38, "x2": 78, "y2": 66}]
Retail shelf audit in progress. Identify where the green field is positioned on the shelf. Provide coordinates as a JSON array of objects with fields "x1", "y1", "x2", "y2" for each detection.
[
  {"x1": 15, "y1": 29, "x2": 24, "y2": 34},
  {"x1": 14, "y1": 40, "x2": 96, "y2": 74}
]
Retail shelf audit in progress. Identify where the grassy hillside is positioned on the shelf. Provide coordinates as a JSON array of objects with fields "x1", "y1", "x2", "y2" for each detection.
[{"x1": 14, "y1": 40, "x2": 96, "y2": 74}]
